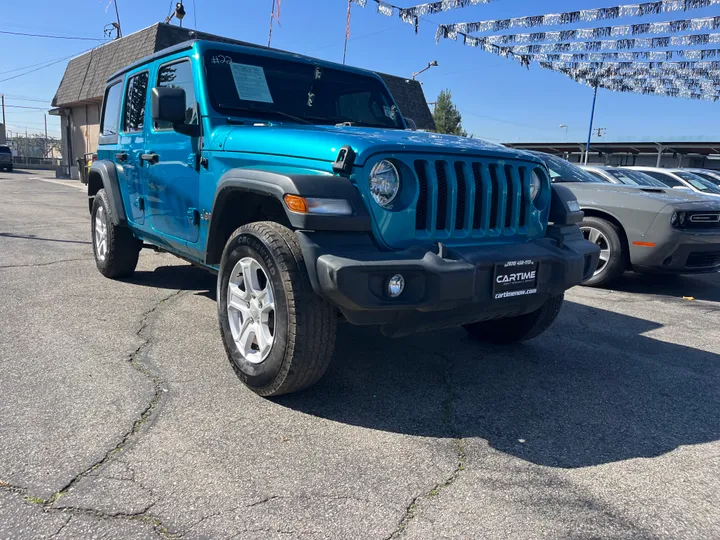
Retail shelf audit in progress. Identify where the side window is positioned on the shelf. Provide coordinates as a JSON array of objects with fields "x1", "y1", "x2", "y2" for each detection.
[
  {"x1": 643, "y1": 171, "x2": 682, "y2": 187},
  {"x1": 100, "y1": 82, "x2": 123, "y2": 136},
  {"x1": 123, "y1": 71, "x2": 149, "y2": 133},
  {"x1": 584, "y1": 169, "x2": 609, "y2": 182},
  {"x1": 156, "y1": 60, "x2": 198, "y2": 130}
]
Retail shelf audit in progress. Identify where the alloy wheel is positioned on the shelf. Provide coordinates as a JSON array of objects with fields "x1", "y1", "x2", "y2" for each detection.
[
  {"x1": 94, "y1": 206, "x2": 108, "y2": 261},
  {"x1": 580, "y1": 226, "x2": 611, "y2": 277},
  {"x1": 227, "y1": 257, "x2": 276, "y2": 364}
]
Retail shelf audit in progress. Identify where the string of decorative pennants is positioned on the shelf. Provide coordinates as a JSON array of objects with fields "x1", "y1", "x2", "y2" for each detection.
[{"x1": 349, "y1": 0, "x2": 720, "y2": 101}]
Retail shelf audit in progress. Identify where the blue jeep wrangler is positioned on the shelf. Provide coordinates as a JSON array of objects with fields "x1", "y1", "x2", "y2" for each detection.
[{"x1": 88, "y1": 40, "x2": 599, "y2": 396}]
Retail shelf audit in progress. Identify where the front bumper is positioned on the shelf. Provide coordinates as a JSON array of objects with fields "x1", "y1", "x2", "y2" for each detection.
[
  {"x1": 630, "y1": 204, "x2": 720, "y2": 273},
  {"x1": 631, "y1": 229, "x2": 720, "y2": 273},
  {"x1": 298, "y1": 225, "x2": 599, "y2": 337}
]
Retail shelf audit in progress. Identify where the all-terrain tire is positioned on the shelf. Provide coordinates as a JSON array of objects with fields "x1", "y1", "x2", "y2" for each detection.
[
  {"x1": 217, "y1": 221, "x2": 337, "y2": 397},
  {"x1": 580, "y1": 216, "x2": 627, "y2": 287},
  {"x1": 463, "y1": 294, "x2": 564, "y2": 344},
  {"x1": 91, "y1": 188, "x2": 140, "y2": 278},
  {"x1": 7, "y1": 165, "x2": 13, "y2": 172}
]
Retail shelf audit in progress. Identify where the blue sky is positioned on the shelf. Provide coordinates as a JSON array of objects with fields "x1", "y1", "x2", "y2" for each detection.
[{"x1": 1, "y1": 0, "x2": 719, "y2": 142}]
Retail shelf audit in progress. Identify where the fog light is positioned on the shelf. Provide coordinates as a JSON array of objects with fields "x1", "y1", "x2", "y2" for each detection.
[{"x1": 387, "y1": 274, "x2": 405, "y2": 298}]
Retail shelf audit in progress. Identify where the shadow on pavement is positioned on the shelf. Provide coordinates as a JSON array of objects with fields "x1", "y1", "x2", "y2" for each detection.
[
  {"x1": 127, "y1": 264, "x2": 216, "y2": 293},
  {"x1": 276, "y1": 301, "x2": 719, "y2": 469},
  {"x1": 122, "y1": 261, "x2": 720, "y2": 469},
  {"x1": 0, "y1": 232, "x2": 91, "y2": 245},
  {"x1": 610, "y1": 272, "x2": 720, "y2": 302}
]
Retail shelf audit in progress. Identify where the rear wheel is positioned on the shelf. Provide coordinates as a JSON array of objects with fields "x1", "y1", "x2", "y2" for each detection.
[
  {"x1": 463, "y1": 294, "x2": 564, "y2": 344},
  {"x1": 579, "y1": 216, "x2": 627, "y2": 287},
  {"x1": 217, "y1": 221, "x2": 337, "y2": 397},
  {"x1": 91, "y1": 189, "x2": 140, "y2": 278}
]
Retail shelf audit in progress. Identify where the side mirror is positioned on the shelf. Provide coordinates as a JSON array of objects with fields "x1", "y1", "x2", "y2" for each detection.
[
  {"x1": 151, "y1": 87, "x2": 199, "y2": 137},
  {"x1": 405, "y1": 117, "x2": 417, "y2": 131}
]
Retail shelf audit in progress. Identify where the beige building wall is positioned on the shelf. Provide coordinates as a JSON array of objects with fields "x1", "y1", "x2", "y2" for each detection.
[{"x1": 59, "y1": 100, "x2": 102, "y2": 179}]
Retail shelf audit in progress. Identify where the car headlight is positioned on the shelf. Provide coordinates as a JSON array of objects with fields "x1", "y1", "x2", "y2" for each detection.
[
  {"x1": 369, "y1": 160, "x2": 400, "y2": 207},
  {"x1": 671, "y1": 211, "x2": 687, "y2": 228},
  {"x1": 530, "y1": 169, "x2": 543, "y2": 201}
]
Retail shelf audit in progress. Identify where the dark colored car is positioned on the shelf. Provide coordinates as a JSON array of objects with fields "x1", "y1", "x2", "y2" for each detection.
[
  {"x1": 528, "y1": 152, "x2": 720, "y2": 286},
  {"x1": 87, "y1": 40, "x2": 599, "y2": 396},
  {"x1": 0, "y1": 145, "x2": 13, "y2": 172}
]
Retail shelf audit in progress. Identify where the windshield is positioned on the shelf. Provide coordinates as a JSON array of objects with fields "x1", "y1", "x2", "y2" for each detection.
[
  {"x1": 204, "y1": 50, "x2": 404, "y2": 129},
  {"x1": 674, "y1": 171, "x2": 720, "y2": 194},
  {"x1": 607, "y1": 169, "x2": 667, "y2": 187},
  {"x1": 690, "y1": 170, "x2": 720, "y2": 187},
  {"x1": 0, "y1": 146, "x2": 10, "y2": 154},
  {"x1": 536, "y1": 154, "x2": 602, "y2": 183}
]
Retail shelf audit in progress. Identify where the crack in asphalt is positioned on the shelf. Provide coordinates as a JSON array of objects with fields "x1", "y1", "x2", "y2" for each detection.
[
  {"x1": 49, "y1": 514, "x2": 72, "y2": 538},
  {"x1": 0, "y1": 258, "x2": 93, "y2": 269},
  {"x1": 384, "y1": 346, "x2": 467, "y2": 540},
  {"x1": 4, "y1": 289, "x2": 185, "y2": 539}
]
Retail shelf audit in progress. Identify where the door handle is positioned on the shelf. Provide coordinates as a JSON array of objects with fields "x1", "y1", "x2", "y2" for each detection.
[
  {"x1": 115, "y1": 152, "x2": 128, "y2": 162},
  {"x1": 141, "y1": 153, "x2": 159, "y2": 165}
]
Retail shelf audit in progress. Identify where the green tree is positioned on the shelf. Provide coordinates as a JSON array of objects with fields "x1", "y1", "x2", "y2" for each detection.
[{"x1": 432, "y1": 89, "x2": 467, "y2": 137}]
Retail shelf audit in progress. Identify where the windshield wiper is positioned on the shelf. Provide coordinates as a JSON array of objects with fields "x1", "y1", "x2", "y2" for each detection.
[{"x1": 218, "y1": 104, "x2": 311, "y2": 125}]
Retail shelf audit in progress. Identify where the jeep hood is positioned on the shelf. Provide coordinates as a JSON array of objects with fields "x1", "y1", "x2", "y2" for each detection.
[{"x1": 212, "y1": 124, "x2": 540, "y2": 165}]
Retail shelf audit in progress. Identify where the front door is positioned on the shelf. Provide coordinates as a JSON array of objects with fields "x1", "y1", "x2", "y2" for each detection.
[
  {"x1": 145, "y1": 58, "x2": 201, "y2": 243},
  {"x1": 119, "y1": 70, "x2": 150, "y2": 225}
]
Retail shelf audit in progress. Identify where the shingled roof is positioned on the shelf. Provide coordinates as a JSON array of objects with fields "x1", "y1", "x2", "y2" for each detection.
[{"x1": 52, "y1": 23, "x2": 435, "y2": 131}]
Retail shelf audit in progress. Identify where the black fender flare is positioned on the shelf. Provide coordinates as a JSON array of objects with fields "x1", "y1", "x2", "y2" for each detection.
[
  {"x1": 211, "y1": 168, "x2": 371, "y2": 231},
  {"x1": 89, "y1": 160, "x2": 127, "y2": 226},
  {"x1": 549, "y1": 184, "x2": 584, "y2": 225}
]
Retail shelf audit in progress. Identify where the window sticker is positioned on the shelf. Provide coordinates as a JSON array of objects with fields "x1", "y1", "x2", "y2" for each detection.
[{"x1": 230, "y1": 63, "x2": 274, "y2": 103}]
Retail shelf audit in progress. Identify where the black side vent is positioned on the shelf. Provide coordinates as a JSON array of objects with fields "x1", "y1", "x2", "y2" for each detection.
[
  {"x1": 454, "y1": 162, "x2": 467, "y2": 230},
  {"x1": 415, "y1": 160, "x2": 429, "y2": 230},
  {"x1": 471, "y1": 162, "x2": 483, "y2": 230},
  {"x1": 518, "y1": 168, "x2": 527, "y2": 228},
  {"x1": 435, "y1": 161, "x2": 448, "y2": 231},
  {"x1": 488, "y1": 164, "x2": 500, "y2": 229},
  {"x1": 504, "y1": 164, "x2": 514, "y2": 228}
]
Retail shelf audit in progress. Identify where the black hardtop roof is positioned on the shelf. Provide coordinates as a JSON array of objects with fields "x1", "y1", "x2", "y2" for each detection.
[{"x1": 107, "y1": 39, "x2": 381, "y2": 83}]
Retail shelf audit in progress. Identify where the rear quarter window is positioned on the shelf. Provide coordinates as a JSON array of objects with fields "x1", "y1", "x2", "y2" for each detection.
[{"x1": 100, "y1": 82, "x2": 123, "y2": 137}]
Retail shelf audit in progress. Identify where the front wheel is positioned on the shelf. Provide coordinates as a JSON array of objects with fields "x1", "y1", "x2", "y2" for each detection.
[
  {"x1": 579, "y1": 217, "x2": 627, "y2": 287},
  {"x1": 463, "y1": 294, "x2": 564, "y2": 344},
  {"x1": 217, "y1": 222, "x2": 337, "y2": 397}
]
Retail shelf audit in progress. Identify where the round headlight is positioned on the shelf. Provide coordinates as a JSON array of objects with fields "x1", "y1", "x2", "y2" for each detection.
[
  {"x1": 530, "y1": 170, "x2": 543, "y2": 200},
  {"x1": 369, "y1": 160, "x2": 400, "y2": 207}
]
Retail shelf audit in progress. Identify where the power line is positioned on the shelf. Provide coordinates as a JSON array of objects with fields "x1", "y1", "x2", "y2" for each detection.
[
  {"x1": 3, "y1": 104, "x2": 50, "y2": 110},
  {"x1": 0, "y1": 49, "x2": 92, "y2": 83},
  {"x1": 0, "y1": 94, "x2": 52, "y2": 103},
  {"x1": 0, "y1": 29, "x2": 106, "y2": 41}
]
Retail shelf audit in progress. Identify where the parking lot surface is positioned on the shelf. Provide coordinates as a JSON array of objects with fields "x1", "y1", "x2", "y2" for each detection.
[{"x1": 1, "y1": 170, "x2": 719, "y2": 539}]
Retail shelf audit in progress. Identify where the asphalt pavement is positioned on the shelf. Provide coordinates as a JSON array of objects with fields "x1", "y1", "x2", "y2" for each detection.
[{"x1": 1, "y1": 169, "x2": 718, "y2": 539}]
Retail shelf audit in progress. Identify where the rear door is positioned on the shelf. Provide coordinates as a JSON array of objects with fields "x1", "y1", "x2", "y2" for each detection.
[
  {"x1": 118, "y1": 70, "x2": 151, "y2": 225},
  {"x1": 145, "y1": 57, "x2": 201, "y2": 243}
]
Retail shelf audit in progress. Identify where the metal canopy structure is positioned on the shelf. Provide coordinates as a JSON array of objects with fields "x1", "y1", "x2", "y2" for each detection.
[{"x1": 349, "y1": 0, "x2": 720, "y2": 161}]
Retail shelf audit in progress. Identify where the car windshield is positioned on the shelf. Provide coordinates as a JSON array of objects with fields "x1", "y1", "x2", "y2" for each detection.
[
  {"x1": 674, "y1": 171, "x2": 720, "y2": 194},
  {"x1": 607, "y1": 169, "x2": 667, "y2": 187},
  {"x1": 204, "y1": 50, "x2": 405, "y2": 129},
  {"x1": 690, "y1": 170, "x2": 720, "y2": 187},
  {"x1": 0, "y1": 146, "x2": 11, "y2": 154},
  {"x1": 536, "y1": 154, "x2": 602, "y2": 183}
]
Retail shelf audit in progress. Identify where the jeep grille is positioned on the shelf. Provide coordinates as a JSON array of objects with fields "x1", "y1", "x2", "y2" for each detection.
[{"x1": 413, "y1": 159, "x2": 536, "y2": 238}]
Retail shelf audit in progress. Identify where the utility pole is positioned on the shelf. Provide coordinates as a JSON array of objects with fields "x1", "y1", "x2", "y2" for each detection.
[
  {"x1": 113, "y1": 0, "x2": 122, "y2": 37},
  {"x1": 584, "y1": 84, "x2": 598, "y2": 165},
  {"x1": 44, "y1": 114, "x2": 48, "y2": 158},
  {"x1": 1, "y1": 94, "x2": 5, "y2": 127}
]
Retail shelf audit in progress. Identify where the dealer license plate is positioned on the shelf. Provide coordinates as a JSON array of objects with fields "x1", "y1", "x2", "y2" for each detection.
[{"x1": 493, "y1": 260, "x2": 539, "y2": 300}]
